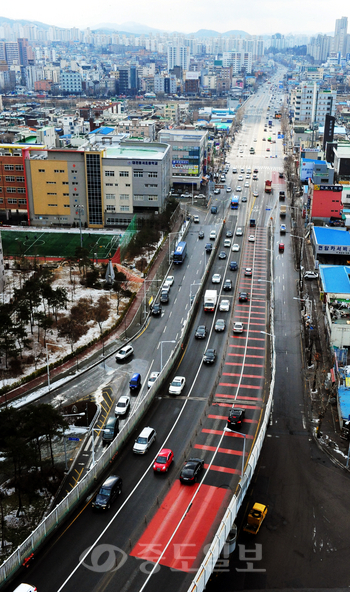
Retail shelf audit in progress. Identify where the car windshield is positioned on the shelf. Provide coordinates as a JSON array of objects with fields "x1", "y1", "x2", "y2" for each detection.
[
  {"x1": 182, "y1": 468, "x2": 194, "y2": 477},
  {"x1": 119, "y1": 349, "x2": 126, "y2": 355},
  {"x1": 99, "y1": 488, "x2": 110, "y2": 497},
  {"x1": 137, "y1": 437, "x2": 147, "y2": 444},
  {"x1": 156, "y1": 455, "x2": 167, "y2": 464},
  {"x1": 117, "y1": 401, "x2": 126, "y2": 408},
  {"x1": 172, "y1": 380, "x2": 182, "y2": 387},
  {"x1": 149, "y1": 376, "x2": 156, "y2": 382}
]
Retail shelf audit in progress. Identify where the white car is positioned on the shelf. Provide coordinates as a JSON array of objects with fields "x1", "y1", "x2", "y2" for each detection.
[
  {"x1": 236, "y1": 186, "x2": 242, "y2": 192},
  {"x1": 232, "y1": 243, "x2": 240, "y2": 252},
  {"x1": 226, "y1": 187, "x2": 232, "y2": 193},
  {"x1": 115, "y1": 395, "x2": 130, "y2": 416},
  {"x1": 165, "y1": 275, "x2": 174, "y2": 286},
  {"x1": 212, "y1": 273, "x2": 221, "y2": 284},
  {"x1": 169, "y1": 376, "x2": 186, "y2": 395},
  {"x1": 253, "y1": 191, "x2": 259, "y2": 197},
  {"x1": 147, "y1": 371, "x2": 160, "y2": 388},
  {"x1": 236, "y1": 227, "x2": 243, "y2": 236},
  {"x1": 224, "y1": 238, "x2": 231, "y2": 247},
  {"x1": 115, "y1": 344, "x2": 133, "y2": 361},
  {"x1": 238, "y1": 175, "x2": 244, "y2": 181},
  {"x1": 219, "y1": 299, "x2": 230, "y2": 312},
  {"x1": 244, "y1": 181, "x2": 250, "y2": 188},
  {"x1": 248, "y1": 235, "x2": 256, "y2": 242},
  {"x1": 133, "y1": 426, "x2": 157, "y2": 454},
  {"x1": 304, "y1": 271, "x2": 319, "y2": 280},
  {"x1": 233, "y1": 322, "x2": 244, "y2": 333},
  {"x1": 209, "y1": 230, "x2": 217, "y2": 240}
]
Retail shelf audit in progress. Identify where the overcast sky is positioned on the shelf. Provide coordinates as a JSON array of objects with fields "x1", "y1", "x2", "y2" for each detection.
[{"x1": 1, "y1": 0, "x2": 347, "y2": 35}]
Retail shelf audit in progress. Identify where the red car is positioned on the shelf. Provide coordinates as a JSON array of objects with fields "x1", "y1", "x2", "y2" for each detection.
[
  {"x1": 279, "y1": 243, "x2": 285, "y2": 253},
  {"x1": 153, "y1": 448, "x2": 174, "y2": 473}
]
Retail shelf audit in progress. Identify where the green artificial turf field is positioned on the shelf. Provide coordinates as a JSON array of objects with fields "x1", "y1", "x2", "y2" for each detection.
[{"x1": 0, "y1": 230, "x2": 120, "y2": 260}]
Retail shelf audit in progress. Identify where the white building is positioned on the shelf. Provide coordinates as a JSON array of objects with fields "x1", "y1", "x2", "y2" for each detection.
[
  {"x1": 291, "y1": 82, "x2": 336, "y2": 124},
  {"x1": 167, "y1": 45, "x2": 190, "y2": 72},
  {"x1": 222, "y1": 52, "x2": 252, "y2": 74}
]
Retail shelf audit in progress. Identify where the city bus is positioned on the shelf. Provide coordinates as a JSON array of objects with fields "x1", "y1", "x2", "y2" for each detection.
[
  {"x1": 231, "y1": 196, "x2": 239, "y2": 209},
  {"x1": 173, "y1": 241, "x2": 187, "y2": 264}
]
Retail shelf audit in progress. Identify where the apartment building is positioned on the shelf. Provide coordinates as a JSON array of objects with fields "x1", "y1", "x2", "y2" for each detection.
[
  {"x1": 0, "y1": 151, "x2": 27, "y2": 223},
  {"x1": 291, "y1": 82, "x2": 336, "y2": 124},
  {"x1": 60, "y1": 70, "x2": 82, "y2": 93},
  {"x1": 158, "y1": 129, "x2": 208, "y2": 191}
]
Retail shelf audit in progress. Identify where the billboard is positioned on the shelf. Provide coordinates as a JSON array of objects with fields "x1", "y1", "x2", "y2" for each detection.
[{"x1": 323, "y1": 114, "x2": 336, "y2": 151}]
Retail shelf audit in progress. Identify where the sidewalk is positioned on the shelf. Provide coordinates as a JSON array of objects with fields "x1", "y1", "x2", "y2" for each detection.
[
  {"x1": 292, "y1": 207, "x2": 350, "y2": 470},
  {"x1": 1, "y1": 209, "x2": 186, "y2": 406}
]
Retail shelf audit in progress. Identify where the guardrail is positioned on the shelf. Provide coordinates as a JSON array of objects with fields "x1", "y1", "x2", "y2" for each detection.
[
  {"x1": 187, "y1": 224, "x2": 276, "y2": 592},
  {"x1": 0, "y1": 219, "x2": 224, "y2": 587}
]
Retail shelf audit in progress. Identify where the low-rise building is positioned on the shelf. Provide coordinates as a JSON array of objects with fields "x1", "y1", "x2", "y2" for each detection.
[{"x1": 158, "y1": 128, "x2": 208, "y2": 191}]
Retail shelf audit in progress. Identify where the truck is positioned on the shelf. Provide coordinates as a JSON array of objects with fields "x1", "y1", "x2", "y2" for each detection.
[
  {"x1": 204, "y1": 290, "x2": 217, "y2": 312},
  {"x1": 265, "y1": 180, "x2": 272, "y2": 194},
  {"x1": 243, "y1": 503, "x2": 268, "y2": 535},
  {"x1": 279, "y1": 190, "x2": 285, "y2": 201},
  {"x1": 280, "y1": 205, "x2": 287, "y2": 217}
]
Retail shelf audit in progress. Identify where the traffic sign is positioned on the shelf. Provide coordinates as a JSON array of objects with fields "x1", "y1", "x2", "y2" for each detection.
[{"x1": 68, "y1": 437, "x2": 80, "y2": 441}]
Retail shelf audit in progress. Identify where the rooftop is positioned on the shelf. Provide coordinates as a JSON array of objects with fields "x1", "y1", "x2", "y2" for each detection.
[
  {"x1": 319, "y1": 265, "x2": 350, "y2": 294},
  {"x1": 313, "y1": 227, "x2": 350, "y2": 247}
]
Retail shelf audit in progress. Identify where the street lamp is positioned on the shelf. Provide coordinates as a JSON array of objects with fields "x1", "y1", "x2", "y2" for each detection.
[
  {"x1": 290, "y1": 233, "x2": 305, "y2": 270},
  {"x1": 190, "y1": 281, "x2": 201, "y2": 306},
  {"x1": 293, "y1": 296, "x2": 313, "y2": 322},
  {"x1": 160, "y1": 340, "x2": 176, "y2": 371},
  {"x1": 224, "y1": 427, "x2": 246, "y2": 476},
  {"x1": 76, "y1": 204, "x2": 84, "y2": 247}
]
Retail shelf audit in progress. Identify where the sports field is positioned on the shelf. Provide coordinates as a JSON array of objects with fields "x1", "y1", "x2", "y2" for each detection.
[{"x1": 0, "y1": 229, "x2": 120, "y2": 261}]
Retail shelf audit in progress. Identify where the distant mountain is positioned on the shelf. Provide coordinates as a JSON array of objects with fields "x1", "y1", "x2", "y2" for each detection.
[
  {"x1": 0, "y1": 16, "x2": 50, "y2": 29},
  {"x1": 92, "y1": 21, "x2": 166, "y2": 35},
  {"x1": 194, "y1": 29, "x2": 249, "y2": 38}
]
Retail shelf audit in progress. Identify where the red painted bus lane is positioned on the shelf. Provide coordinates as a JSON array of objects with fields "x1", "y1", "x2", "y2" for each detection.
[{"x1": 130, "y1": 482, "x2": 229, "y2": 572}]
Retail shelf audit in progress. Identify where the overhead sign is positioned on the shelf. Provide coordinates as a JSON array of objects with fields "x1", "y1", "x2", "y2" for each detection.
[{"x1": 316, "y1": 244, "x2": 350, "y2": 254}]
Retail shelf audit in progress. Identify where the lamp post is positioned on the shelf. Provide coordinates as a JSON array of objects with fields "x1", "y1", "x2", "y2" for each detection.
[
  {"x1": 168, "y1": 231, "x2": 181, "y2": 265},
  {"x1": 142, "y1": 278, "x2": 163, "y2": 319},
  {"x1": 160, "y1": 340, "x2": 176, "y2": 371},
  {"x1": 224, "y1": 427, "x2": 246, "y2": 476},
  {"x1": 290, "y1": 233, "x2": 305, "y2": 271},
  {"x1": 76, "y1": 204, "x2": 84, "y2": 247},
  {"x1": 190, "y1": 281, "x2": 201, "y2": 307}
]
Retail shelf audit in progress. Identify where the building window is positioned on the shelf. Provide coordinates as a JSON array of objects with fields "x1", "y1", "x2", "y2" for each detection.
[
  {"x1": 63, "y1": 193, "x2": 70, "y2": 196},
  {"x1": 46, "y1": 181, "x2": 56, "y2": 185},
  {"x1": 106, "y1": 194, "x2": 115, "y2": 200},
  {"x1": 17, "y1": 188, "x2": 26, "y2": 194},
  {"x1": 63, "y1": 204, "x2": 70, "y2": 208},
  {"x1": 15, "y1": 165, "x2": 24, "y2": 171},
  {"x1": 134, "y1": 171, "x2": 143, "y2": 177},
  {"x1": 5, "y1": 176, "x2": 15, "y2": 182},
  {"x1": 4, "y1": 165, "x2": 14, "y2": 171},
  {"x1": 148, "y1": 196, "x2": 158, "y2": 201},
  {"x1": 38, "y1": 169, "x2": 45, "y2": 173},
  {"x1": 134, "y1": 195, "x2": 144, "y2": 201},
  {"x1": 120, "y1": 194, "x2": 129, "y2": 201},
  {"x1": 106, "y1": 205, "x2": 116, "y2": 211},
  {"x1": 60, "y1": 170, "x2": 65, "y2": 173},
  {"x1": 54, "y1": 169, "x2": 60, "y2": 173},
  {"x1": 62, "y1": 181, "x2": 69, "y2": 185},
  {"x1": 120, "y1": 205, "x2": 130, "y2": 211},
  {"x1": 6, "y1": 187, "x2": 16, "y2": 193},
  {"x1": 0, "y1": 198, "x2": 3, "y2": 203},
  {"x1": 105, "y1": 182, "x2": 113, "y2": 186},
  {"x1": 17, "y1": 176, "x2": 25, "y2": 183},
  {"x1": 125, "y1": 183, "x2": 131, "y2": 187},
  {"x1": 48, "y1": 203, "x2": 58, "y2": 207},
  {"x1": 119, "y1": 171, "x2": 129, "y2": 177},
  {"x1": 7, "y1": 199, "x2": 17, "y2": 204},
  {"x1": 148, "y1": 172, "x2": 158, "y2": 178},
  {"x1": 47, "y1": 192, "x2": 57, "y2": 195},
  {"x1": 18, "y1": 199, "x2": 27, "y2": 204},
  {"x1": 105, "y1": 170, "x2": 115, "y2": 177}
]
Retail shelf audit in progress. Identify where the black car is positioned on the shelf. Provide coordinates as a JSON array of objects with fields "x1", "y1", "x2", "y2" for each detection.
[
  {"x1": 92, "y1": 475, "x2": 122, "y2": 510},
  {"x1": 198, "y1": 231, "x2": 205, "y2": 239},
  {"x1": 160, "y1": 291, "x2": 169, "y2": 303},
  {"x1": 205, "y1": 243, "x2": 213, "y2": 253},
  {"x1": 218, "y1": 251, "x2": 227, "y2": 259},
  {"x1": 102, "y1": 417, "x2": 119, "y2": 444},
  {"x1": 227, "y1": 408, "x2": 246, "y2": 429},
  {"x1": 152, "y1": 303, "x2": 162, "y2": 316},
  {"x1": 241, "y1": 196, "x2": 247, "y2": 202},
  {"x1": 180, "y1": 458, "x2": 205, "y2": 484},
  {"x1": 230, "y1": 261, "x2": 238, "y2": 271},
  {"x1": 223, "y1": 279, "x2": 232, "y2": 291},
  {"x1": 203, "y1": 348, "x2": 216, "y2": 364},
  {"x1": 239, "y1": 292, "x2": 249, "y2": 302},
  {"x1": 195, "y1": 325, "x2": 207, "y2": 339},
  {"x1": 254, "y1": 168, "x2": 259, "y2": 174},
  {"x1": 226, "y1": 230, "x2": 233, "y2": 238}
]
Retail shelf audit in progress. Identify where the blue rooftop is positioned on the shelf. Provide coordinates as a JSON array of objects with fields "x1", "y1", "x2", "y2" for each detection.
[
  {"x1": 89, "y1": 127, "x2": 115, "y2": 135},
  {"x1": 319, "y1": 265, "x2": 350, "y2": 293},
  {"x1": 314, "y1": 227, "x2": 350, "y2": 246}
]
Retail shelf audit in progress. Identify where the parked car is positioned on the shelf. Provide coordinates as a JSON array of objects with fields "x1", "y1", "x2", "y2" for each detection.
[
  {"x1": 102, "y1": 417, "x2": 119, "y2": 444},
  {"x1": 203, "y1": 348, "x2": 217, "y2": 364},
  {"x1": 153, "y1": 449, "x2": 174, "y2": 473},
  {"x1": 169, "y1": 376, "x2": 186, "y2": 395},
  {"x1": 304, "y1": 271, "x2": 319, "y2": 280},
  {"x1": 179, "y1": 458, "x2": 205, "y2": 484},
  {"x1": 152, "y1": 303, "x2": 162, "y2": 316},
  {"x1": 92, "y1": 475, "x2": 122, "y2": 510},
  {"x1": 115, "y1": 344, "x2": 133, "y2": 362},
  {"x1": 133, "y1": 427, "x2": 157, "y2": 454},
  {"x1": 164, "y1": 275, "x2": 174, "y2": 286},
  {"x1": 115, "y1": 395, "x2": 130, "y2": 416}
]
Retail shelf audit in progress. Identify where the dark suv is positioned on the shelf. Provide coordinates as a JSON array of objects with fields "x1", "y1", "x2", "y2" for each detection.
[
  {"x1": 92, "y1": 475, "x2": 122, "y2": 510},
  {"x1": 152, "y1": 303, "x2": 162, "y2": 315},
  {"x1": 205, "y1": 243, "x2": 213, "y2": 253}
]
